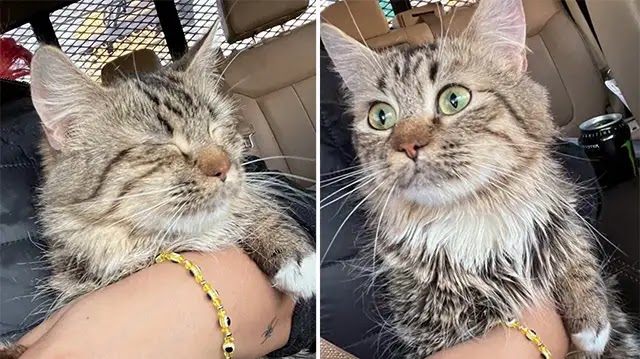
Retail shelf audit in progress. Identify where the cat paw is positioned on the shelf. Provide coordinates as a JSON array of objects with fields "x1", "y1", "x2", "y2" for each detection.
[
  {"x1": 272, "y1": 253, "x2": 316, "y2": 299},
  {"x1": 571, "y1": 322, "x2": 611, "y2": 354}
]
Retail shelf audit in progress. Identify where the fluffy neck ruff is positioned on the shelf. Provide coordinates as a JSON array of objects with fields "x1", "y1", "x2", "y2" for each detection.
[{"x1": 372, "y1": 155, "x2": 574, "y2": 273}]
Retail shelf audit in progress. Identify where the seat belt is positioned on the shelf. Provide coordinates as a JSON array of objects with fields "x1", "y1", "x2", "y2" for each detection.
[
  {"x1": 563, "y1": 0, "x2": 608, "y2": 75},
  {"x1": 563, "y1": 0, "x2": 633, "y2": 115}
]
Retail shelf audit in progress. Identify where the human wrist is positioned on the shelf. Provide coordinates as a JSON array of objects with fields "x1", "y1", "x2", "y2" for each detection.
[
  {"x1": 179, "y1": 250, "x2": 295, "y2": 358},
  {"x1": 20, "y1": 249, "x2": 296, "y2": 359}
]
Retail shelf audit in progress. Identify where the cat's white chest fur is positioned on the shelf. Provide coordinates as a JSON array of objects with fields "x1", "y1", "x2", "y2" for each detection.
[{"x1": 383, "y1": 197, "x2": 551, "y2": 272}]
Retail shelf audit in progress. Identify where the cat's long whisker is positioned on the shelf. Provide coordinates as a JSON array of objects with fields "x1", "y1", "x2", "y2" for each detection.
[
  {"x1": 321, "y1": 171, "x2": 383, "y2": 204},
  {"x1": 372, "y1": 183, "x2": 396, "y2": 281},
  {"x1": 471, "y1": 160, "x2": 625, "y2": 255},
  {"x1": 320, "y1": 160, "x2": 384, "y2": 177},
  {"x1": 214, "y1": 45, "x2": 252, "y2": 89},
  {"x1": 320, "y1": 175, "x2": 379, "y2": 209},
  {"x1": 245, "y1": 179, "x2": 315, "y2": 201},
  {"x1": 242, "y1": 155, "x2": 316, "y2": 167},
  {"x1": 320, "y1": 164, "x2": 385, "y2": 188},
  {"x1": 127, "y1": 198, "x2": 176, "y2": 233},
  {"x1": 245, "y1": 172, "x2": 315, "y2": 183},
  {"x1": 321, "y1": 180, "x2": 388, "y2": 263},
  {"x1": 247, "y1": 185, "x2": 312, "y2": 210}
]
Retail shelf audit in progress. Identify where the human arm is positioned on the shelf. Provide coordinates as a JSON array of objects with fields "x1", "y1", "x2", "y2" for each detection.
[
  {"x1": 19, "y1": 249, "x2": 297, "y2": 359},
  {"x1": 428, "y1": 305, "x2": 569, "y2": 359}
]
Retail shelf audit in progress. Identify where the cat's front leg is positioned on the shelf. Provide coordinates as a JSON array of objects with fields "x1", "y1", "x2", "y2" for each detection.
[
  {"x1": 554, "y1": 253, "x2": 610, "y2": 356},
  {"x1": 241, "y1": 218, "x2": 315, "y2": 300}
]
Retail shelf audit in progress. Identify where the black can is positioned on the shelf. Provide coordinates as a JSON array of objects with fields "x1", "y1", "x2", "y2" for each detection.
[{"x1": 579, "y1": 114, "x2": 638, "y2": 188}]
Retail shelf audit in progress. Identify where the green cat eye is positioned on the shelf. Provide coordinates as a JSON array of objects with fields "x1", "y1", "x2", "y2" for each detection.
[
  {"x1": 437, "y1": 85, "x2": 471, "y2": 115},
  {"x1": 368, "y1": 102, "x2": 397, "y2": 130}
]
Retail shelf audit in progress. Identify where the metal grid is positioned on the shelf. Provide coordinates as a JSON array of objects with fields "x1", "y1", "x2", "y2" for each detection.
[
  {"x1": 2, "y1": 0, "x2": 316, "y2": 82},
  {"x1": 50, "y1": 0, "x2": 171, "y2": 81},
  {"x1": 181, "y1": 0, "x2": 317, "y2": 57},
  {"x1": 378, "y1": 1, "x2": 395, "y2": 19},
  {"x1": 411, "y1": 0, "x2": 476, "y2": 11}
]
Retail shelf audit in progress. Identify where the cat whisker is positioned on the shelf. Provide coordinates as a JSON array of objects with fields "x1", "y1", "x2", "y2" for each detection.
[
  {"x1": 320, "y1": 174, "x2": 380, "y2": 209},
  {"x1": 321, "y1": 170, "x2": 384, "y2": 205},
  {"x1": 245, "y1": 171, "x2": 315, "y2": 183},
  {"x1": 471, "y1": 161, "x2": 625, "y2": 255},
  {"x1": 321, "y1": 180, "x2": 388, "y2": 263},
  {"x1": 371, "y1": 183, "x2": 396, "y2": 288},
  {"x1": 320, "y1": 163, "x2": 385, "y2": 188},
  {"x1": 242, "y1": 155, "x2": 315, "y2": 167},
  {"x1": 320, "y1": 160, "x2": 384, "y2": 177}
]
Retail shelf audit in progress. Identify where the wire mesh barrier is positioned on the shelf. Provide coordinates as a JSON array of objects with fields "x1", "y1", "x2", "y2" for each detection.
[
  {"x1": 412, "y1": 0, "x2": 476, "y2": 10},
  {"x1": 2, "y1": 0, "x2": 316, "y2": 82}
]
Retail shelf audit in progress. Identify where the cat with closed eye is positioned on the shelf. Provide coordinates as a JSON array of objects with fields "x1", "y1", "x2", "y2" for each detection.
[
  {"x1": 0, "y1": 27, "x2": 315, "y2": 358},
  {"x1": 321, "y1": 0, "x2": 639, "y2": 357}
]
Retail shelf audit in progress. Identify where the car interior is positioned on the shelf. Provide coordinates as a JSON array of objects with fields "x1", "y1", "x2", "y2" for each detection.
[
  {"x1": 0, "y1": 0, "x2": 316, "y2": 342},
  {"x1": 1, "y1": 0, "x2": 316, "y2": 185},
  {"x1": 320, "y1": 0, "x2": 638, "y2": 354}
]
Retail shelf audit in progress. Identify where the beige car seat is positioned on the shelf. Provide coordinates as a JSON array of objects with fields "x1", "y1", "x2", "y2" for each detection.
[
  {"x1": 321, "y1": 0, "x2": 434, "y2": 48},
  {"x1": 220, "y1": 0, "x2": 316, "y2": 183},
  {"x1": 586, "y1": 0, "x2": 640, "y2": 119}
]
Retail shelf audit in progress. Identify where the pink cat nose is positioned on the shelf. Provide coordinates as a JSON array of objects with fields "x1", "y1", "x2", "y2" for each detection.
[
  {"x1": 196, "y1": 148, "x2": 231, "y2": 181},
  {"x1": 398, "y1": 142, "x2": 422, "y2": 160}
]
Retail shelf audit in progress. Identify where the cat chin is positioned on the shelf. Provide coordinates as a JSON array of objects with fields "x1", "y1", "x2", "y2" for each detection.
[
  {"x1": 400, "y1": 166, "x2": 497, "y2": 207},
  {"x1": 402, "y1": 185, "x2": 469, "y2": 207}
]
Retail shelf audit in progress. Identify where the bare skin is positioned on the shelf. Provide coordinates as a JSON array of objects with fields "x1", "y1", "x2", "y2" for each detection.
[
  {"x1": 19, "y1": 249, "x2": 296, "y2": 359},
  {"x1": 429, "y1": 306, "x2": 569, "y2": 358}
]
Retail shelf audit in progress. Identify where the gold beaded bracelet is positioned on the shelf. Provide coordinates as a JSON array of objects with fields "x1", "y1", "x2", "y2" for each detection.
[
  {"x1": 155, "y1": 252, "x2": 235, "y2": 359},
  {"x1": 500, "y1": 319, "x2": 552, "y2": 359}
]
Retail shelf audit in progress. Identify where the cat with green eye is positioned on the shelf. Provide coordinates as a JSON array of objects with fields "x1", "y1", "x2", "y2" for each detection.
[
  {"x1": 368, "y1": 85, "x2": 472, "y2": 130},
  {"x1": 321, "y1": 0, "x2": 639, "y2": 357}
]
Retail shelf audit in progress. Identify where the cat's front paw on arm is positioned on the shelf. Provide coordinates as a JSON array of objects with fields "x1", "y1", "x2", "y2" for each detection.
[
  {"x1": 569, "y1": 318, "x2": 611, "y2": 355},
  {"x1": 272, "y1": 252, "x2": 316, "y2": 300}
]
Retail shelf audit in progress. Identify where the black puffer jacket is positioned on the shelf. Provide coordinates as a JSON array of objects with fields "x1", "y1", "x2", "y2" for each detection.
[
  {"x1": 0, "y1": 86, "x2": 315, "y2": 357},
  {"x1": 319, "y1": 46, "x2": 608, "y2": 358}
]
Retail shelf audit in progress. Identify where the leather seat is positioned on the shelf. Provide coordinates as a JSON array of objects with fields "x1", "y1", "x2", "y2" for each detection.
[
  {"x1": 321, "y1": 0, "x2": 434, "y2": 49},
  {"x1": 586, "y1": 0, "x2": 640, "y2": 119},
  {"x1": 221, "y1": 0, "x2": 316, "y2": 184},
  {"x1": 323, "y1": 0, "x2": 611, "y2": 136}
]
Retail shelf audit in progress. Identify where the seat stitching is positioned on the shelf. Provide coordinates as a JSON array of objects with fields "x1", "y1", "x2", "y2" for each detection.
[
  {"x1": 253, "y1": 99, "x2": 291, "y2": 173},
  {"x1": 290, "y1": 84, "x2": 314, "y2": 130},
  {"x1": 537, "y1": 31, "x2": 575, "y2": 124}
]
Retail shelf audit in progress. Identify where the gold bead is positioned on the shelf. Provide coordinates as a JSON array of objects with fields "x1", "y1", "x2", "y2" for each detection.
[
  {"x1": 167, "y1": 252, "x2": 184, "y2": 263},
  {"x1": 221, "y1": 326, "x2": 232, "y2": 337},
  {"x1": 539, "y1": 346, "x2": 552, "y2": 358},
  {"x1": 212, "y1": 297, "x2": 223, "y2": 307}
]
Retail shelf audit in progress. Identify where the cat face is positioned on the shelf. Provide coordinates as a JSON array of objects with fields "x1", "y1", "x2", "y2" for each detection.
[
  {"x1": 31, "y1": 30, "x2": 245, "y2": 234},
  {"x1": 322, "y1": 0, "x2": 555, "y2": 206}
]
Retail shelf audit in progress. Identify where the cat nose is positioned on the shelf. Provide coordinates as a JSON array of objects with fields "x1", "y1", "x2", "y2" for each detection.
[
  {"x1": 196, "y1": 147, "x2": 231, "y2": 181},
  {"x1": 390, "y1": 118, "x2": 432, "y2": 161},
  {"x1": 397, "y1": 141, "x2": 424, "y2": 160}
]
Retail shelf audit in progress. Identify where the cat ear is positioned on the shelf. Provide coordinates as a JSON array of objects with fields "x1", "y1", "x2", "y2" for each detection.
[
  {"x1": 172, "y1": 24, "x2": 224, "y2": 78},
  {"x1": 466, "y1": 0, "x2": 528, "y2": 73},
  {"x1": 31, "y1": 46, "x2": 105, "y2": 151},
  {"x1": 321, "y1": 23, "x2": 378, "y2": 92}
]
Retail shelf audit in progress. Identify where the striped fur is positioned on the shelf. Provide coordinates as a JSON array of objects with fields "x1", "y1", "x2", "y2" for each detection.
[{"x1": 321, "y1": 0, "x2": 638, "y2": 357}]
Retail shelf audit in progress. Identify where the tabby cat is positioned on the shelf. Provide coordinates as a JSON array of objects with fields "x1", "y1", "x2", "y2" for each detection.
[
  {"x1": 321, "y1": 0, "x2": 638, "y2": 357},
  {"x1": 0, "y1": 28, "x2": 315, "y2": 356}
]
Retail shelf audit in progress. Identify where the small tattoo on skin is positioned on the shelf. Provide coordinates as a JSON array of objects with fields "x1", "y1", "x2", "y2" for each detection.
[{"x1": 261, "y1": 316, "x2": 278, "y2": 344}]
